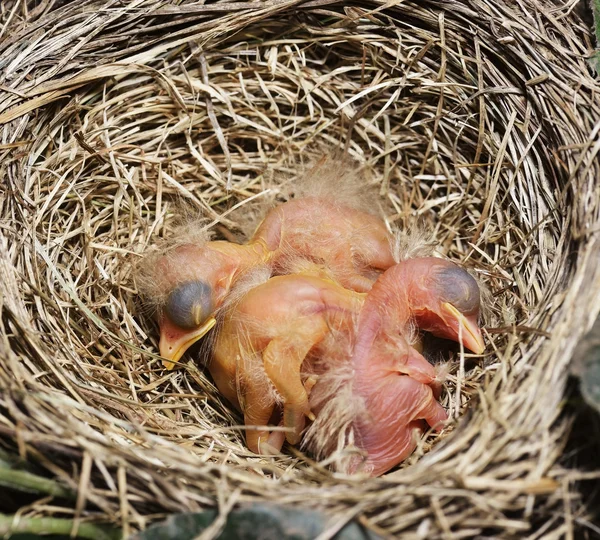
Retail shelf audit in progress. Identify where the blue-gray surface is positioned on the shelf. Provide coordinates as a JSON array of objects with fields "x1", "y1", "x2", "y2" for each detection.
[
  {"x1": 130, "y1": 504, "x2": 383, "y2": 540},
  {"x1": 572, "y1": 316, "x2": 600, "y2": 412}
]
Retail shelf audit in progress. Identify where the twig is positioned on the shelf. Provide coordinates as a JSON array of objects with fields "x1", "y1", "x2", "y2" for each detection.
[
  {"x1": 0, "y1": 468, "x2": 75, "y2": 500},
  {"x1": 0, "y1": 513, "x2": 121, "y2": 540}
]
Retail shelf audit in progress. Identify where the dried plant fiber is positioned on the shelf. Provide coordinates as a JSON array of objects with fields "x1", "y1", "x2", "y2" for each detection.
[{"x1": 0, "y1": 0, "x2": 599, "y2": 537}]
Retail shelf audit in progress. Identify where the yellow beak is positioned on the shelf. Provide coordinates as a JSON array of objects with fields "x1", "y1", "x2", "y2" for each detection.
[
  {"x1": 441, "y1": 302, "x2": 485, "y2": 354},
  {"x1": 159, "y1": 316, "x2": 217, "y2": 370}
]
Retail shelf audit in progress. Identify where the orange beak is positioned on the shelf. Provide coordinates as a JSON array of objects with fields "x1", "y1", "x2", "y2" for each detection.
[
  {"x1": 159, "y1": 316, "x2": 216, "y2": 370},
  {"x1": 440, "y1": 303, "x2": 485, "y2": 354}
]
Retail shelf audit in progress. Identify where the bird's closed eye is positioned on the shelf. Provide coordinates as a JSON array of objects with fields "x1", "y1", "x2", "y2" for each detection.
[
  {"x1": 435, "y1": 266, "x2": 480, "y2": 315},
  {"x1": 165, "y1": 280, "x2": 214, "y2": 329}
]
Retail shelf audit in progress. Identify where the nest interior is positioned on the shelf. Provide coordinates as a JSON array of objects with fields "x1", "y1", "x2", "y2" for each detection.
[{"x1": 1, "y1": 0, "x2": 599, "y2": 537}]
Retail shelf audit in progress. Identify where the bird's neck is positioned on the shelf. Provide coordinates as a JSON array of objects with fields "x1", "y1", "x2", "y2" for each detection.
[
  {"x1": 352, "y1": 263, "x2": 413, "y2": 370},
  {"x1": 211, "y1": 239, "x2": 271, "y2": 278}
]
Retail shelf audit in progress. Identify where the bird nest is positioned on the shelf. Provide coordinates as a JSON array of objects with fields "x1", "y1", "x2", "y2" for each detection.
[{"x1": 1, "y1": 0, "x2": 599, "y2": 537}]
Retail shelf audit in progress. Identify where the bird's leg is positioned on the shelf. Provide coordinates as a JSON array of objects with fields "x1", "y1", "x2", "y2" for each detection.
[
  {"x1": 263, "y1": 339, "x2": 314, "y2": 445},
  {"x1": 399, "y1": 347, "x2": 438, "y2": 386},
  {"x1": 341, "y1": 272, "x2": 377, "y2": 293},
  {"x1": 251, "y1": 209, "x2": 283, "y2": 251},
  {"x1": 401, "y1": 348, "x2": 445, "y2": 398},
  {"x1": 261, "y1": 373, "x2": 319, "y2": 453},
  {"x1": 262, "y1": 326, "x2": 326, "y2": 445},
  {"x1": 356, "y1": 420, "x2": 424, "y2": 477},
  {"x1": 365, "y1": 248, "x2": 397, "y2": 273},
  {"x1": 241, "y1": 373, "x2": 277, "y2": 455},
  {"x1": 262, "y1": 424, "x2": 286, "y2": 454},
  {"x1": 330, "y1": 250, "x2": 378, "y2": 293},
  {"x1": 416, "y1": 388, "x2": 448, "y2": 430},
  {"x1": 380, "y1": 335, "x2": 437, "y2": 386}
]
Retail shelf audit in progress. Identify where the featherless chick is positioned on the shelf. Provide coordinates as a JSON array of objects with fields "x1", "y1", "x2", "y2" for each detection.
[
  {"x1": 138, "y1": 160, "x2": 395, "y2": 370},
  {"x1": 207, "y1": 258, "x2": 484, "y2": 475}
]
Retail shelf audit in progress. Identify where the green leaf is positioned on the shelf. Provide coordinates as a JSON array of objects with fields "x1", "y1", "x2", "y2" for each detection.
[
  {"x1": 593, "y1": 0, "x2": 600, "y2": 43},
  {"x1": 588, "y1": 0, "x2": 600, "y2": 74},
  {"x1": 0, "y1": 448, "x2": 18, "y2": 470},
  {"x1": 131, "y1": 505, "x2": 383, "y2": 540},
  {"x1": 131, "y1": 511, "x2": 216, "y2": 540},
  {"x1": 589, "y1": 50, "x2": 600, "y2": 74}
]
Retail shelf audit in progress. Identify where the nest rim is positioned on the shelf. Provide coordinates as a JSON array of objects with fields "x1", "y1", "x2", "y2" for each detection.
[{"x1": 0, "y1": 0, "x2": 599, "y2": 537}]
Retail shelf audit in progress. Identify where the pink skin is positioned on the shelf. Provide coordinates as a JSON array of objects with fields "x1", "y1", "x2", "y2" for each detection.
[
  {"x1": 210, "y1": 258, "x2": 482, "y2": 473},
  {"x1": 345, "y1": 329, "x2": 447, "y2": 476},
  {"x1": 158, "y1": 197, "x2": 395, "y2": 367},
  {"x1": 212, "y1": 273, "x2": 366, "y2": 453},
  {"x1": 252, "y1": 196, "x2": 395, "y2": 292},
  {"x1": 156, "y1": 241, "x2": 271, "y2": 368},
  {"x1": 344, "y1": 258, "x2": 483, "y2": 475},
  {"x1": 352, "y1": 257, "x2": 484, "y2": 364},
  {"x1": 350, "y1": 374, "x2": 448, "y2": 476},
  {"x1": 157, "y1": 251, "x2": 483, "y2": 474}
]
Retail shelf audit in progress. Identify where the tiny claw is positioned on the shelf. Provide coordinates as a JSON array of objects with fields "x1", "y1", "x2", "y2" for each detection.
[{"x1": 303, "y1": 377, "x2": 318, "y2": 422}]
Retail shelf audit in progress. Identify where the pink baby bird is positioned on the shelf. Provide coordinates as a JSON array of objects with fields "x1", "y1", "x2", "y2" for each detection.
[
  {"x1": 139, "y1": 168, "x2": 394, "y2": 370},
  {"x1": 208, "y1": 258, "x2": 484, "y2": 475}
]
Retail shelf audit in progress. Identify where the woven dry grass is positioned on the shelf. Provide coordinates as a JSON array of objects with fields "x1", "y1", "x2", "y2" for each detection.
[{"x1": 1, "y1": 0, "x2": 599, "y2": 537}]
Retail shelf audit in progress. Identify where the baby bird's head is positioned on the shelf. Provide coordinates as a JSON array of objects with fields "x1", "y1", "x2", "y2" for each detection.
[
  {"x1": 137, "y1": 243, "x2": 243, "y2": 369},
  {"x1": 406, "y1": 258, "x2": 484, "y2": 354}
]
